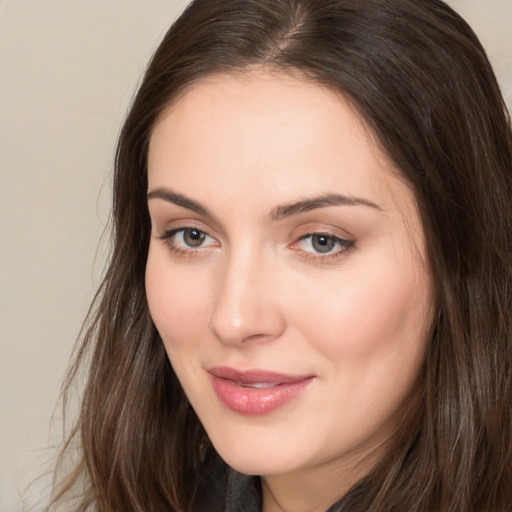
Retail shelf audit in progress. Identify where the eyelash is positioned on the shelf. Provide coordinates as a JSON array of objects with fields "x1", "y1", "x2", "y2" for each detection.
[
  {"x1": 158, "y1": 227, "x2": 217, "y2": 258},
  {"x1": 293, "y1": 232, "x2": 355, "y2": 261},
  {"x1": 158, "y1": 227, "x2": 354, "y2": 261}
]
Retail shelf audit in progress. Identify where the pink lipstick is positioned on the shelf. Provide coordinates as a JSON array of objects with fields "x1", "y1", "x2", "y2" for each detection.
[{"x1": 208, "y1": 366, "x2": 314, "y2": 415}]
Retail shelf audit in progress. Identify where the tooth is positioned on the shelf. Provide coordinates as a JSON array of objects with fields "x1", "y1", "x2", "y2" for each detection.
[
  {"x1": 252, "y1": 383, "x2": 274, "y2": 389},
  {"x1": 238, "y1": 382, "x2": 277, "y2": 389}
]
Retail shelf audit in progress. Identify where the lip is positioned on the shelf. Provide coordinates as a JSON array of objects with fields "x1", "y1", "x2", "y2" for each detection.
[{"x1": 208, "y1": 366, "x2": 315, "y2": 416}]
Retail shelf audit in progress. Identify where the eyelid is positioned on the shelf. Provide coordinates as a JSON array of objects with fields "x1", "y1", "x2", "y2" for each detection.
[
  {"x1": 291, "y1": 231, "x2": 352, "y2": 249},
  {"x1": 159, "y1": 226, "x2": 216, "y2": 243},
  {"x1": 153, "y1": 215, "x2": 217, "y2": 239},
  {"x1": 291, "y1": 221, "x2": 354, "y2": 239}
]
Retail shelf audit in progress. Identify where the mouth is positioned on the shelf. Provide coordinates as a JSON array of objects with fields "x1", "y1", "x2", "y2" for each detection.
[{"x1": 207, "y1": 366, "x2": 315, "y2": 415}]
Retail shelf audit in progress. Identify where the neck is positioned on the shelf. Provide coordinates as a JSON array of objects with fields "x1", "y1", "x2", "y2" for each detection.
[{"x1": 261, "y1": 450, "x2": 378, "y2": 512}]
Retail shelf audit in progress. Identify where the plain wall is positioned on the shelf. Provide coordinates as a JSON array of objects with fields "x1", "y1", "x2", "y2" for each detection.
[{"x1": 0, "y1": 1, "x2": 510, "y2": 510}]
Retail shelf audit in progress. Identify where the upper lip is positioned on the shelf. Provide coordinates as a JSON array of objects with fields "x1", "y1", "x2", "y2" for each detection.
[{"x1": 207, "y1": 366, "x2": 314, "y2": 385}]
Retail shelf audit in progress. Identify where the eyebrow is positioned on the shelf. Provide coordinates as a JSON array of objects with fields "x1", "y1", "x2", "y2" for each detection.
[
  {"x1": 270, "y1": 193, "x2": 381, "y2": 220},
  {"x1": 148, "y1": 188, "x2": 212, "y2": 217},
  {"x1": 147, "y1": 187, "x2": 381, "y2": 220}
]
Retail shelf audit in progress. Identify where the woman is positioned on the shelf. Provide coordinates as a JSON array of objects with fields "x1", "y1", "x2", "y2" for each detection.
[{"x1": 50, "y1": 0, "x2": 512, "y2": 510}]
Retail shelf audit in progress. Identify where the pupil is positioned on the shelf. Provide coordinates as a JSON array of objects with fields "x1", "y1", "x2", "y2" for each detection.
[
  {"x1": 312, "y1": 235, "x2": 335, "y2": 253},
  {"x1": 184, "y1": 229, "x2": 205, "y2": 247}
]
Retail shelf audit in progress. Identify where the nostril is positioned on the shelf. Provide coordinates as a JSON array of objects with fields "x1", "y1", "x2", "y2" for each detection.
[{"x1": 242, "y1": 333, "x2": 274, "y2": 344}]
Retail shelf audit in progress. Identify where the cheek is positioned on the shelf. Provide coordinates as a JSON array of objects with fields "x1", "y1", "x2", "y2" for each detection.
[
  {"x1": 288, "y1": 263, "x2": 433, "y2": 446},
  {"x1": 291, "y1": 256, "x2": 433, "y2": 375},
  {"x1": 145, "y1": 247, "x2": 213, "y2": 350}
]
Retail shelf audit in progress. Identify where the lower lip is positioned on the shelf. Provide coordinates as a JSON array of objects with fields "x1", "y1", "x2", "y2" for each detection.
[{"x1": 210, "y1": 375, "x2": 314, "y2": 415}]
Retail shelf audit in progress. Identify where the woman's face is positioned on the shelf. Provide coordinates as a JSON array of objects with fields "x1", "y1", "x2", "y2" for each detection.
[{"x1": 146, "y1": 70, "x2": 434, "y2": 497}]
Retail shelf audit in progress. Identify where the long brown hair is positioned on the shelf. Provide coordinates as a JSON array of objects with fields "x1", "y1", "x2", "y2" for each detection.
[{"x1": 50, "y1": 0, "x2": 512, "y2": 510}]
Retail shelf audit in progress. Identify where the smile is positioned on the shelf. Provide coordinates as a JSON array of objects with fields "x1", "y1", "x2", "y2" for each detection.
[{"x1": 208, "y1": 366, "x2": 315, "y2": 415}]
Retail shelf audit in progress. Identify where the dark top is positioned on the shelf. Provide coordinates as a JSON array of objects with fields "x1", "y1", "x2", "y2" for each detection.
[{"x1": 194, "y1": 456, "x2": 262, "y2": 511}]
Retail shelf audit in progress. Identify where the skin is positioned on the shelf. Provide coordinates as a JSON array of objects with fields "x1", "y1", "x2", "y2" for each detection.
[{"x1": 145, "y1": 69, "x2": 435, "y2": 512}]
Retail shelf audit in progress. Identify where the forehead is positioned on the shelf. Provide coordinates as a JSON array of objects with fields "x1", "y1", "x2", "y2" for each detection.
[
  {"x1": 148, "y1": 69, "x2": 414, "y2": 217},
  {"x1": 152, "y1": 70, "x2": 372, "y2": 153}
]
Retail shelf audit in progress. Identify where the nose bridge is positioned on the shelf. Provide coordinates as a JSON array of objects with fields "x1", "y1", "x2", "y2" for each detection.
[{"x1": 209, "y1": 243, "x2": 283, "y2": 345}]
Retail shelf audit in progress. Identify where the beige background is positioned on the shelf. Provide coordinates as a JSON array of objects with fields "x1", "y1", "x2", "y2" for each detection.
[{"x1": 0, "y1": 1, "x2": 510, "y2": 510}]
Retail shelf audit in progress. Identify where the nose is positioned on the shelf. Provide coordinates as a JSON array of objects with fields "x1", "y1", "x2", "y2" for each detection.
[{"x1": 208, "y1": 249, "x2": 286, "y2": 346}]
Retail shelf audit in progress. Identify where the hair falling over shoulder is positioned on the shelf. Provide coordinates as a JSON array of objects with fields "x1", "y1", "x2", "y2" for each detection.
[{"x1": 48, "y1": 0, "x2": 512, "y2": 511}]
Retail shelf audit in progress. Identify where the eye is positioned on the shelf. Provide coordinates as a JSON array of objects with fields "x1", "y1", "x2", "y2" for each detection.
[
  {"x1": 159, "y1": 227, "x2": 217, "y2": 254},
  {"x1": 294, "y1": 232, "x2": 353, "y2": 258}
]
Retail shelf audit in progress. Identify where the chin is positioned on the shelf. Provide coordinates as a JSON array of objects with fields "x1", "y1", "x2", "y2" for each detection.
[
  {"x1": 221, "y1": 453, "x2": 295, "y2": 477},
  {"x1": 210, "y1": 436, "x2": 303, "y2": 476}
]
